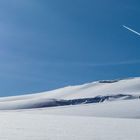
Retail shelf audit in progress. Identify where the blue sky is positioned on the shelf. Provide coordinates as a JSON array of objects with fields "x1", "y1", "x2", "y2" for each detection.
[{"x1": 0, "y1": 0, "x2": 140, "y2": 96}]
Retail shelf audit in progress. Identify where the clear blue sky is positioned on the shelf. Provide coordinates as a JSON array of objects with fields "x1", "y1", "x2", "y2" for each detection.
[{"x1": 0, "y1": 0, "x2": 140, "y2": 96}]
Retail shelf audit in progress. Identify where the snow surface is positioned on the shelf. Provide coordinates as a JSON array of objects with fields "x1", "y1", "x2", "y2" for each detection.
[
  {"x1": 29, "y1": 99, "x2": 140, "y2": 118},
  {"x1": 0, "y1": 77, "x2": 140, "y2": 139},
  {"x1": 0, "y1": 112, "x2": 140, "y2": 140}
]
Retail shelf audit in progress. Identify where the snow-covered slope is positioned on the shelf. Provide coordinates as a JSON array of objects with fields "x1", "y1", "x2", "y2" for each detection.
[
  {"x1": 0, "y1": 77, "x2": 139, "y2": 109},
  {"x1": 1, "y1": 77, "x2": 140, "y2": 100},
  {"x1": 0, "y1": 77, "x2": 140, "y2": 140},
  {"x1": 0, "y1": 112, "x2": 140, "y2": 140},
  {"x1": 0, "y1": 77, "x2": 140, "y2": 110},
  {"x1": 31, "y1": 99, "x2": 140, "y2": 118}
]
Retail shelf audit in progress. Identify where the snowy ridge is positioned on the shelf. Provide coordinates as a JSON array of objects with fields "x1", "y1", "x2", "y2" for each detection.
[{"x1": 0, "y1": 77, "x2": 139, "y2": 111}]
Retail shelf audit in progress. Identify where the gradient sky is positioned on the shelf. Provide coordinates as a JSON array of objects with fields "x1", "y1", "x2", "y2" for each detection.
[{"x1": 0, "y1": 0, "x2": 140, "y2": 96}]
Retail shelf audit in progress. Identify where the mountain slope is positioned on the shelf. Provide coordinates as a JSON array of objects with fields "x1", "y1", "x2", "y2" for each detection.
[
  {"x1": 0, "y1": 77, "x2": 139, "y2": 110},
  {"x1": 0, "y1": 77, "x2": 140, "y2": 140}
]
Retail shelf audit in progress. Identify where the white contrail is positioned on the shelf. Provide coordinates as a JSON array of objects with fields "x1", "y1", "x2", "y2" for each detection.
[{"x1": 123, "y1": 25, "x2": 140, "y2": 36}]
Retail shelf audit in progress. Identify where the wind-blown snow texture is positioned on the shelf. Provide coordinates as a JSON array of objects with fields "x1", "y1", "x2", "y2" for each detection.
[{"x1": 0, "y1": 77, "x2": 140, "y2": 140}]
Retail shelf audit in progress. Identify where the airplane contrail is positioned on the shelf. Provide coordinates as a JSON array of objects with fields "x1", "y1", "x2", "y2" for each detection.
[{"x1": 123, "y1": 25, "x2": 140, "y2": 36}]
